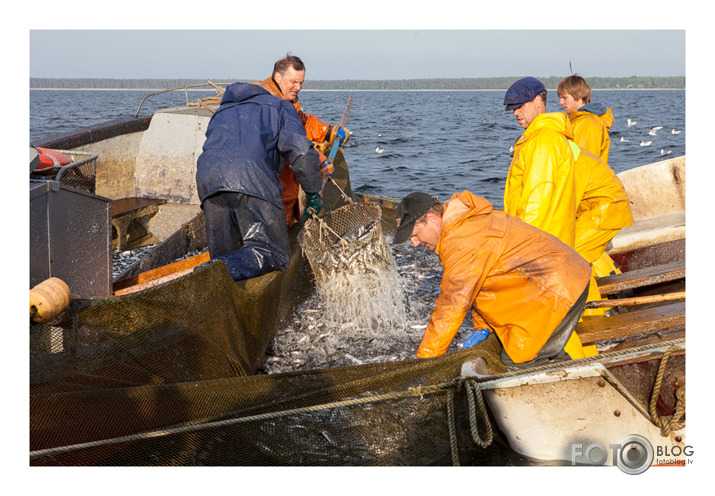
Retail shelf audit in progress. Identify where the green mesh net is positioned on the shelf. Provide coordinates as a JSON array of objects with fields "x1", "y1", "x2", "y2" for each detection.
[{"x1": 30, "y1": 150, "x2": 510, "y2": 466}]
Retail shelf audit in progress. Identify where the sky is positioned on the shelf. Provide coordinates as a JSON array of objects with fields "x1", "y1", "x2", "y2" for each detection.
[
  {"x1": 28, "y1": 29, "x2": 685, "y2": 81},
  {"x1": 20, "y1": 0, "x2": 702, "y2": 82}
]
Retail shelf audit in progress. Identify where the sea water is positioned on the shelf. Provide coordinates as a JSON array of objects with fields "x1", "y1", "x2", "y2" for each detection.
[{"x1": 30, "y1": 88, "x2": 686, "y2": 208}]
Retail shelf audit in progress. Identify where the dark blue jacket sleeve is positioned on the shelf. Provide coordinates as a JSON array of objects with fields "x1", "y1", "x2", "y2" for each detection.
[{"x1": 277, "y1": 100, "x2": 323, "y2": 195}]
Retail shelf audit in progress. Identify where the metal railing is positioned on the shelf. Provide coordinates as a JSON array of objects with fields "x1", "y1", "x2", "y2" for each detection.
[{"x1": 134, "y1": 82, "x2": 235, "y2": 118}]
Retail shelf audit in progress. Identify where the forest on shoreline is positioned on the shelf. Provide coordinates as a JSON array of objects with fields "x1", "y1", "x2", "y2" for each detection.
[{"x1": 30, "y1": 76, "x2": 685, "y2": 91}]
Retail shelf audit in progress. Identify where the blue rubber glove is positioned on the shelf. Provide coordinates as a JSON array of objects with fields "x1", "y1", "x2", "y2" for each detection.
[
  {"x1": 463, "y1": 328, "x2": 490, "y2": 349},
  {"x1": 304, "y1": 192, "x2": 323, "y2": 218},
  {"x1": 335, "y1": 127, "x2": 348, "y2": 145},
  {"x1": 330, "y1": 125, "x2": 349, "y2": 146}
]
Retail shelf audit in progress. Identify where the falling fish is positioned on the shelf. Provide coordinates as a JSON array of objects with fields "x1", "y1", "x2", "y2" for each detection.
[
  {"x1": 344, "y1": 353, "x2": 364, "y2": 365},
  {"x1": 260, "y1": 242, "x2": 473, "y2": 375},
  {"x1": 332, "y1": 220, "x2": 377, "y2": 247}
]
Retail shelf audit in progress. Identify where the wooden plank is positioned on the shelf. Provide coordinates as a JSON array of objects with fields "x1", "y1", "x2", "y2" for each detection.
[
  {"x1": 585, "y1": 291, "x2": 685, "y2": 309},
  {"x1": 604, "y1": 327, "x2": 685, "y2": 353},
  {"x1": 111, "y1": 197, "x2": 166, "y2": 219},
  {"x1": 576, "y1": 301, "x2": 685, "y2": 345},
  {"x1": 112, "y1": 252, "x2": 210, "y2": 293},
  {"x1": 596, "y1": 260, "x2": 685, "y2": 296}
]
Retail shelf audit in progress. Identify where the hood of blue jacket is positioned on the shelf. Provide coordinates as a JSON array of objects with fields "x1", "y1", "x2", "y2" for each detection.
[
  {"x1": 579, "y1": 102, "x2": 607, "y2": 116},
  {"x1": 220, "y1": 82, "x2": 271, "y2": 105}
]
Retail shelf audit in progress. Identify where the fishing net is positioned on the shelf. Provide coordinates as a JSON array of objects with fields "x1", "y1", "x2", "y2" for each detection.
[
  {"x1": 30, "y1": 149, "x2": 98, "y2": 193},
  {"x1": 300, "y1": 202, "x2": 406, "y2": 330},
  {"x1": 29, "y1": 150, "x2": 514, "y2": 466},
  {"x1": 30, "y1": 247, "x2": 510, "y2": 466}
]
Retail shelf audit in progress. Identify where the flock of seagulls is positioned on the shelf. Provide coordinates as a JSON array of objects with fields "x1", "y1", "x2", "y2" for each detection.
[
  {"x1": 620, "y1": 118, "x2": 682, "y2": 156},
  {"x1": 370, "y1": 120, "x2": 680, "y2": 157}
]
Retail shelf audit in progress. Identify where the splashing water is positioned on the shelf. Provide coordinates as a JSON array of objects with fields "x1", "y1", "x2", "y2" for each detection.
[
  {"x1": 262, "y1": 241, "x2": 476, "y2": 374},
  {"x1": 317, "y1": 259, "x2": 407, "y2": 332}
]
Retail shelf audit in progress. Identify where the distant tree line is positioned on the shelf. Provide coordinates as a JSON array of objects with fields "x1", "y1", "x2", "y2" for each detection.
[{"x1": 30, "y1": 76, "x2": 685, "y2": 90}]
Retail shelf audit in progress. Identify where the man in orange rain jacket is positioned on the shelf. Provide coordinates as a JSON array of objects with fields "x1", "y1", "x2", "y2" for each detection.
[
  {"x1": 393, "y1": 191, "x2": 591, "y2": 369},
  {"x1": 255, "y1": 54, "x2": 349, "y2": 228}
]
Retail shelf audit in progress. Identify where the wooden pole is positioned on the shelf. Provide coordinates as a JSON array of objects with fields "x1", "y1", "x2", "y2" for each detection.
[{"x1": 584, "y1": 291, "x2": 685, "y2": 309}]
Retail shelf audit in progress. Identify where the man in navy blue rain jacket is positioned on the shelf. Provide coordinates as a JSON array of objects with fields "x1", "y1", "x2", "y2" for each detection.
[{"x1": 196, "y1": 82, "x2": 323, "y2": 281}]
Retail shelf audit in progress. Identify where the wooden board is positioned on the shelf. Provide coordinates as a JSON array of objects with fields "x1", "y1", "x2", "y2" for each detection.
[
  {"x1": 576, "y1": 301, "x2": 685, "y2": 345},
  {"x1": 111, "y1": 197, "x2": 166, "y2": 219},
  {"x1": 596, "y1": 260, "x2": 685, "y2": 296},
  {"x1": 113, "y1": 252, "x2": 210, "y2": 294}
]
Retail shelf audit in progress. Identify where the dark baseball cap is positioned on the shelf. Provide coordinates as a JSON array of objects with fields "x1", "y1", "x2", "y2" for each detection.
[
  {"x1": 393, "y1": 192, "x2": 436, "y2": 245},
  {"x1": 504, "y1": 77, "x2": 546, "y2": 111}
]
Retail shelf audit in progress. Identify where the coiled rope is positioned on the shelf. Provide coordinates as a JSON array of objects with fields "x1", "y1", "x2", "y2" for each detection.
[
  {"x1": 648, "y1": 345, "x2": 686, "y2": 436},
  {"x1": 447, "y1": 378, "x2": 493, "y2": 466}
]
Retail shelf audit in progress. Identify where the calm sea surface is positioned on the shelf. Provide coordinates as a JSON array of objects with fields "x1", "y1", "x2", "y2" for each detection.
[{"x1": 30, "y1": 88, "x2": 685, "y2": 209}]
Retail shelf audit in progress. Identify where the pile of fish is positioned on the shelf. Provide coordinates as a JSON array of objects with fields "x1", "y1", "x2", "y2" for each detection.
[
  {"x1": 112, "y1": 246, "x2": 204, "y2": 280},
  {"x1": 261, "y1": 241, "x2": 476, "y2": 374},
  {"x1": 111, "y1": 245, "x2": 156, "y2": 279}
]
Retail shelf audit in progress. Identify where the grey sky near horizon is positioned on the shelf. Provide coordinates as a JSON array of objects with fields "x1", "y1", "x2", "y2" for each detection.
[{"x1": 29, "y1": 30, "x2": 685, "y2": 81}]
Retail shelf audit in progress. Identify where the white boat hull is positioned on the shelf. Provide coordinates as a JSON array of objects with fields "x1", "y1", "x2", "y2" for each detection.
[{"x1": 461, "y1": 354, "x2": 685, "y2": 467}]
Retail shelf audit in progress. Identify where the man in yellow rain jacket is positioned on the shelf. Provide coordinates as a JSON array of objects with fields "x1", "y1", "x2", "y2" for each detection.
[
  {"x1": 255, "y1": 54, "x2": 349, "y2": 228},
  {"x1": 503, "y1": 78, "x2": 632, "y2": 320},
  {"x1": 571, "y1": 145, "x2": 634, "y2": 315},
  {"x1": 503, "y1": 77, "x2": 578, "y2": 248},
  {"x1": 558, "y1": 75, "x2": 633, "y2": 299},
  {"x1": 558, "y1": 75, "x2": 614, "y2": 163},
  {"x1": 393, "y1": 191, "x2": 591, "y2": 369}
]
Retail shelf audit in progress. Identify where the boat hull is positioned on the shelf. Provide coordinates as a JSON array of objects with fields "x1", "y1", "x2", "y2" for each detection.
[{"x1": 462, "y1": 351, "x2": 685, "y2": 467}]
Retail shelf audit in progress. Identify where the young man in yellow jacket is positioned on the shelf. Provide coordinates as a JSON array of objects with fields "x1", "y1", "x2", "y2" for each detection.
[
  {"x1": 558, "y1": 75, "x2": 614, "y2": 163},
  {"x1": 503, "y1": 77, "x2": 632, "y2": 319},
  {"x1": 393, "y1": 191, "x2": 591, "y2": 369},
  {"x1": 557, "y1": 75, "x2": 633, "y2": 302}
]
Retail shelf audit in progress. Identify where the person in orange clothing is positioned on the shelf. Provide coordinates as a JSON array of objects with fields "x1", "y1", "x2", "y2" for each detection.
[
  {"x1": 393, "y1": 191, "x2": 591, "y2": 369},
  {"x1": 558, "y1": 75, "x2": 614, "y2": 163},
  {"x1": 255, "y1": 54, "x2": 349, "y2": 228}
]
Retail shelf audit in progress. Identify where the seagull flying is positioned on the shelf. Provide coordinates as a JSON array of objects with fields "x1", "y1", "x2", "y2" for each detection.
[
  {"x1": 649, "y1": 126, "x2": 664, "y2": 136},
  {"x1": 640, "y1": 141, "x2": 653, "y2": 147},
  {"x1": 672, "y1": 129, "x2": 682, "y2": 135},
  {"x1": 627, "y1": 118, "x2": 638, "y2": 126}
]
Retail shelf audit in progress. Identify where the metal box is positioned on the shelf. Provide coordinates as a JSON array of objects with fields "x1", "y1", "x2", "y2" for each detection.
[{"x1": 30, "y1": 180, "x2": 112, "y2": 298}]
